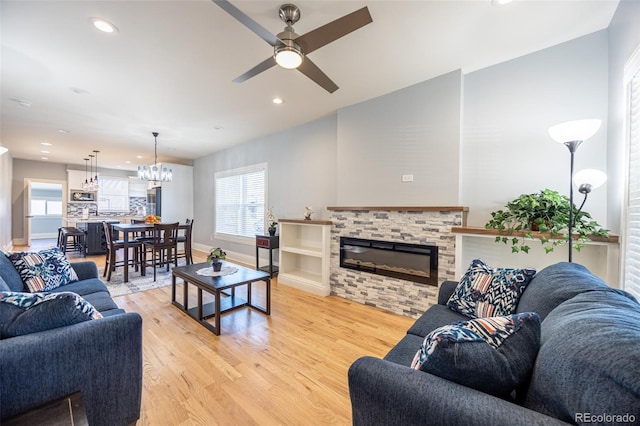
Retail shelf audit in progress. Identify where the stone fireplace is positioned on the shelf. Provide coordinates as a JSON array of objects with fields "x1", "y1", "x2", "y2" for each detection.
[{"x1": 328, "y1": 206, "x2": 467, "y2": 318}]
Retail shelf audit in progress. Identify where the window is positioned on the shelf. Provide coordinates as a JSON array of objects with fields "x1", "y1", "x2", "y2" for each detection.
[
  {"x1": 98, "y1": 176, "x2": 129, "y2": 212},
  {"x1": 623, "y1": 45, "x2": 640, "y2": 300},
  {"x1": 30, "y1": 199, "x2": 62, "y2": 216},
  {"x1": 215, "y1": 163, "x2": 266, "y2": 241}
]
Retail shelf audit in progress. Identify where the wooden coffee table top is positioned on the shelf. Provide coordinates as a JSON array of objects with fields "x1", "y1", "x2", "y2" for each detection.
[{"x1": 172, "y1": 261, "x2": 270, "y2": 291}]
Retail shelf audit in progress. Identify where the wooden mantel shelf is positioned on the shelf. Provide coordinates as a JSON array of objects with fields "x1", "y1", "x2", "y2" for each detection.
[
  {"x1": 327, "y1": 206, "x2": 469, "y2": 212},
  {"x1": 279, "y1": 219, "x2": 333, "y2": 225},
  {"x1": 451, "y1": 226, "x2": 619, "y2": 244}
]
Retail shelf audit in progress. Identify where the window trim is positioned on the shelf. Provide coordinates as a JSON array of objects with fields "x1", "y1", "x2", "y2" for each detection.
[
  {"x1": 621, "y1": 43, "x2": 640, "y2": 297},
  {"x1": 214, "y1": 162, "x2": 268, "y2": 246}
]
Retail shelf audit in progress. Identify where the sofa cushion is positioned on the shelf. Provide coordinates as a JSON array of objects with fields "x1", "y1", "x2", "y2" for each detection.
[
  {"x1": 384, "y1": 333, "x2": 426, "y2": 365},
  {"x1": 411, "y1": 312, "x2": 541, "y2": 396},
  {"x1": 0, "y1": 252, "x2": 26, "y2": 292},
  {"x1": 50, "y1": 277, "x2": 109, "y2": 297},
  {"x1": 516, "y1": 262, "x2": 616, "y2": 320},
  {"x1": 524, "y1": 289, "x2": 640, "y2": 422},
  {"x1": 0, "y1": 275, "x2": 10, "y2": 292},
  {"x1": 406, "y1": 304, "x2": 469, "y2": 337},
  {"x1": 0, "y1": 291, "x2": 102, "y2": 338},
  {"x1": 447, "y1": 259, "x2": 536, "y2": 318},
  {"x1": 8, "y1": 248, "x2": 79, "y2": 292}
]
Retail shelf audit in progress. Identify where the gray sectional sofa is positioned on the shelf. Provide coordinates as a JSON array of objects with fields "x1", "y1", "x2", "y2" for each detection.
[
  {"x1": 349, "y1": 262, "x2": 640, "y2": 426},
  {"x1": 0, "y1": 252, "x2": 143, "y2": 426}
]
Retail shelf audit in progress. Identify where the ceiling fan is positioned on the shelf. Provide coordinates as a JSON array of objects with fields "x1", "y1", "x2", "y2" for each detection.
[{"x1": 212, "y1": 1, "x2": 373, "y2": 93}]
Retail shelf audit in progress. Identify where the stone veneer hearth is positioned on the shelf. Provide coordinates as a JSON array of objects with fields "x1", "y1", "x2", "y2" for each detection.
[{"x1": 328, "y1": 206, "x2": 467, "y2": 318}]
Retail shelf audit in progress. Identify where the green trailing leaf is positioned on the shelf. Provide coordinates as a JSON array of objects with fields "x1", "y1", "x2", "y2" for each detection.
[{"x1": 484, "y1": 188, "x2": 609, "y2": 255}]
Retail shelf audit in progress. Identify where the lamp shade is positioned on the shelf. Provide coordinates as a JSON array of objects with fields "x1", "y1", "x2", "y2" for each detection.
[
  {"x1": 548, "y1": 119, "x2": 602, "y2": 143},
  {"x1": 574, "y1": 169, "x2": 607, "y2": 193}
]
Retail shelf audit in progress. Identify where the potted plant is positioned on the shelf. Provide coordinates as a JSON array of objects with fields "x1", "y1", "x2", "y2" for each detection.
[
  {"x1": 207, "y1": 247, "x2": 226, "y2": 271},
  {"x1": 266, "y1": 208, "x2": 277, "y2": 236},
  {"x1": 485, "y1": 188, "x2": 609, "y2": 253}
]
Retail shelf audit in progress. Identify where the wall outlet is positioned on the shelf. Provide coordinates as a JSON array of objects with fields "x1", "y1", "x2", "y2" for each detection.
[{"x1": 402, "y1": 174, "x2": 414, "y2": 182}]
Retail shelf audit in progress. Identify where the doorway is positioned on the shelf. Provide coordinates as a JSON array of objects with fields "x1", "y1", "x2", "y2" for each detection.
[{"x1": 24, "y1": 179, "x2": 67, "y2": 246}]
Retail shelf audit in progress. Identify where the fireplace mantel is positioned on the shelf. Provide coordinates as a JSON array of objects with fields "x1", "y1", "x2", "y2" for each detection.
[{"x1": 327, "y1": 206, "x2": 468, "y2": 212}]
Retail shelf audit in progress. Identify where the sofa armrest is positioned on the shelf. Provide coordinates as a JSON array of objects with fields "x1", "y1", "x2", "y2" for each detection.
[
  {"x1": 0, "y1": 312, "x2": 142, "y2": 426},
  {"x1": 70, "y1": 261, "x2": 99, "y2": 280},
  {"x1": 437, "y1": 280, "x2": 458, "y2": 305},
  {"x1": 348, "y1": 356, "x2": 570, "y2": 426}
]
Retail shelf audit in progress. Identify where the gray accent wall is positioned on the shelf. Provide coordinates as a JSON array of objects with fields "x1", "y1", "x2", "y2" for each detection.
[
  {"x1": 337, "y1": 70, "x2": 462, "y2": 206},
  {"x1": 607, "y1": 0, "x2": 640, "y2": 234},
  {"x1": 461, "y1": 30, "x2": 610, "y2": 227}
]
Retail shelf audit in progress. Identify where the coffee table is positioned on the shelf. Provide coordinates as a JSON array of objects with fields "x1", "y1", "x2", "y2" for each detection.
[{"x1": 171, "y1": 261, "x2": 271, "y2": 335}]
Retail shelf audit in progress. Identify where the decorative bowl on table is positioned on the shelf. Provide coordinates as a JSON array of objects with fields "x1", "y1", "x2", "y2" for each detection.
[{"x1": 145, "y1": 215, "x2": 161, "y2": 223}]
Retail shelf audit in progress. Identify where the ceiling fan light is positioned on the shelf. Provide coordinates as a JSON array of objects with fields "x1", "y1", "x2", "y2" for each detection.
[{"x1": 275, "y1": 44, "x2": 303, "y2": 69}]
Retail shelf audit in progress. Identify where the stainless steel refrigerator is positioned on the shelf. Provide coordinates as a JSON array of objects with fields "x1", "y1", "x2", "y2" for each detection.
[{"x1": 146, "y1": 187, "x2": 161, "y2": 216}]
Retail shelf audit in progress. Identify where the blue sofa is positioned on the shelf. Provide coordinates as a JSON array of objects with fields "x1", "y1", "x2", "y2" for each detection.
[
  {"x1": 0, "y1": 252, "x2": 143, "y2": 426},
  {"x1": 348, "y1": 262, "x2": 640, "y2": 425}
]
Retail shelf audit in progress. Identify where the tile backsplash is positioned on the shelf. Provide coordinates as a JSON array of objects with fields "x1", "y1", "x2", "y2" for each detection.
[{"x1": 67, "y1": 197, "x2": 146, "y2": 217}]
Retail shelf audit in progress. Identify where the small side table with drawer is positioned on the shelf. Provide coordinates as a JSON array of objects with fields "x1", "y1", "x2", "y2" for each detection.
[{"x1": 255, "y1": 235, "x2": 279, "y2": 277}]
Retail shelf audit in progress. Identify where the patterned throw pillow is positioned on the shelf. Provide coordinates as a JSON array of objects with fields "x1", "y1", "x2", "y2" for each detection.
[
  {"x1": 411, "y1": 312, "x2": 541, "y2": 396},
  {"x1": 447, "y1": 259, "x2": 536, "y2": 318},
  {"x1": 0, "y1": 291, "x2": 102, "y2": 338},
  {"x1": 8, "y1": 247, "x2": 79, "y2": 292}
]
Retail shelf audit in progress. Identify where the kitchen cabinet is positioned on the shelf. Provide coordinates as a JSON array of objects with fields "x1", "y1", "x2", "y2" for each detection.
[
  {"x1": 129, "y1": 177, "x2": 147, "y2": 197},
  {"x1": 68, "y1": 170, "x2": 88, "y2": 191}
]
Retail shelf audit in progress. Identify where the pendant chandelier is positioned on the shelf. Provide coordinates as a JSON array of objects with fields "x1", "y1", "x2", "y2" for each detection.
[
  {"x1": 82, "y1": 150, "x2": 100, "y2": 191},
  {"x1": 137, "y1": 132, "x2": 172, "y2": 182}
]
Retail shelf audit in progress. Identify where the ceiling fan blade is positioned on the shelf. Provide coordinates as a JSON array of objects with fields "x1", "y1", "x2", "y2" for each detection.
[
  {"x1": 211, "y1": 0, "x2": 281, "y2": 47},
  {"x1": 295, "y1": 7, "x2": 372, "y2": 55},
  {"x1": 297, "y1": 58, "x2": 339, "y2": 93},
  {"x1": 232, "y1": 56, "x2": 277, "y2": 83}
]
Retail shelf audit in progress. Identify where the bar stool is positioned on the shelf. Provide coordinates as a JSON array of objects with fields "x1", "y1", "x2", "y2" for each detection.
[{"x1": 59, "y1": 227, "x2": 86, "y2": 257}]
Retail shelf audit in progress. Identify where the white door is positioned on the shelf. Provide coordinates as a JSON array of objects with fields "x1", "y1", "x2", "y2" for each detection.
[{"x1": 24, "y1": 178, "x2": 68, "y2": 246}]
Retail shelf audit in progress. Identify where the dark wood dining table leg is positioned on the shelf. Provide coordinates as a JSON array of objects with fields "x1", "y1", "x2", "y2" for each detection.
[{"x1": 123, "y1": 231, "x2": 129, "y2": 283}]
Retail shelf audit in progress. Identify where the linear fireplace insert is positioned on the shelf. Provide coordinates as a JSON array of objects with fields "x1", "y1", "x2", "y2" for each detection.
[{"x1": 340, "y1": 237, "x2": 438, "y2": 286}]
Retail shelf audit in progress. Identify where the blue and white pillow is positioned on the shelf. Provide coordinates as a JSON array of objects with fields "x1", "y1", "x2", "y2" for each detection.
[
  {"x1": 447, "y1": 259, "x2": 536, "y2": 318},
  {"x1": 9, "y1": 247, "x2": 79, "y2": 292},
  {"x1": 411, "y1": 312, "x2": 541, "y2": 396},
  {"x1": 0, "y1": 291, "x2": 102, "y2": 338}
]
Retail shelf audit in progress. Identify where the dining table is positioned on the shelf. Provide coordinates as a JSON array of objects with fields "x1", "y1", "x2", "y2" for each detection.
[{"x1": 111, "y1": 223, "x2": 190, "y2": 283}]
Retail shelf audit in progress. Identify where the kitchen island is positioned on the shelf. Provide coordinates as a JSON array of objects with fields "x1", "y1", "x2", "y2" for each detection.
[{"x1": 63, "y1": 218, "x2": 120, "y2": 255}]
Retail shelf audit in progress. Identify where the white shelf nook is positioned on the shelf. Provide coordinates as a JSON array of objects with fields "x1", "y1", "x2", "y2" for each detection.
[{"x1": 278, "y1": 219, "x2": 332, "y2": 296}]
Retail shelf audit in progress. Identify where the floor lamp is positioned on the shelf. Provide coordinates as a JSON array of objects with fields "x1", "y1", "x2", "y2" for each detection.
[{"x1": 549, "y1": 119, "x2": 602, "y2": 262}]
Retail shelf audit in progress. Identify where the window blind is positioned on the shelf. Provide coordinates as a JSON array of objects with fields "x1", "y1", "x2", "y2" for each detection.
[
  {"x1": 624, "y1": 70, "x2": 640, "y2": 299},
  {"x1": 215, "y1": 164, "x2": 266, "y2": 239}
]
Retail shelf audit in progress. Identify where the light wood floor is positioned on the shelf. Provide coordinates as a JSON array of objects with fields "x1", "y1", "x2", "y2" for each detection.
[{"x1": 17, "y1": 239, "x2": 415, "y2": 425}]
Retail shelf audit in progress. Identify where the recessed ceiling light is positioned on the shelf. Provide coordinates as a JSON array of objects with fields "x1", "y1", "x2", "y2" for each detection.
[
  {"x1": 40, "y1": 150, "x2": 50, "y2": 154},
  {"x1": 136, "y1": 155, "x2": 143, "y2": 159},
  {"x1": 125, "y1": 160, "x2": 131, "y2": 164},
  {"x1": 58, "y1": 129, "x2": 70, "y2": 134},
  {"x1": 491, "y1": 0, "x2": 513, "y2": 5},
  {"x1": 9, "y1": 98, "x2": 32, "y2": 108},
  {"x1": 272, "y1": 97, "x2": 284, "y2": 105},
  {"x1": 41, "y1": 142, "x2": 52, "y2": 146},
  {"x1": 90, "y1": 17, "x2": 118, "y2": 33},
  {"x1": 214, "y1": 126, "x2": 224, "y2": 130},
  {"x1": 41, "y1": 157, "x2": 49, "y2": 160}
]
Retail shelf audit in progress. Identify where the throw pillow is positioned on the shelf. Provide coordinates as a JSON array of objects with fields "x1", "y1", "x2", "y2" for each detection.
[
  {"x1": 0, "y1": 291, "x2": 102, "y2": 338},
  {"x1": 447, "y1": 259, "x2": 536, "y2": 318},
  {"x1": 411, "y1": 312, "x2": 541, "y2": 396},
  {"x1": 9, "y1": 247, "x2": 79, "y2": 292}
]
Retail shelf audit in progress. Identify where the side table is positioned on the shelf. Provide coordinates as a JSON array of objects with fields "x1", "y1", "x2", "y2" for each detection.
[{"x1": 256, "y1": 234, "x2": 279, "y2": 277}]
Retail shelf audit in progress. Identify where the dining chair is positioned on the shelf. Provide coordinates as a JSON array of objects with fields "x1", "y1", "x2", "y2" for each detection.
[
  {"x1": 176, "y1": 219, "x2": 194, "y2": 265},
  {"x1": 142, "y1": 222, "x2": 179, "y2": 281},
  {"x1": 102, "y1": 221, "x2": 143, "y2": 281}
]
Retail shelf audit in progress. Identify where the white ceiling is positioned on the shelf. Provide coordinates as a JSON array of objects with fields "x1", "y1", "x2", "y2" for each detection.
[{"x1": 1, "y1": 0, "x2": 619, "y2": 171}]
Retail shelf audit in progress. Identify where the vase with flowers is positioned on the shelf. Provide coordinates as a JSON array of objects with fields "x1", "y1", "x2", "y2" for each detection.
[
  {"x1": 266, "y1": 207, "x2": 277, "y2": 236},
  {"x1": 207, "y1": 247, "x2": 226, "y2": 272}
]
